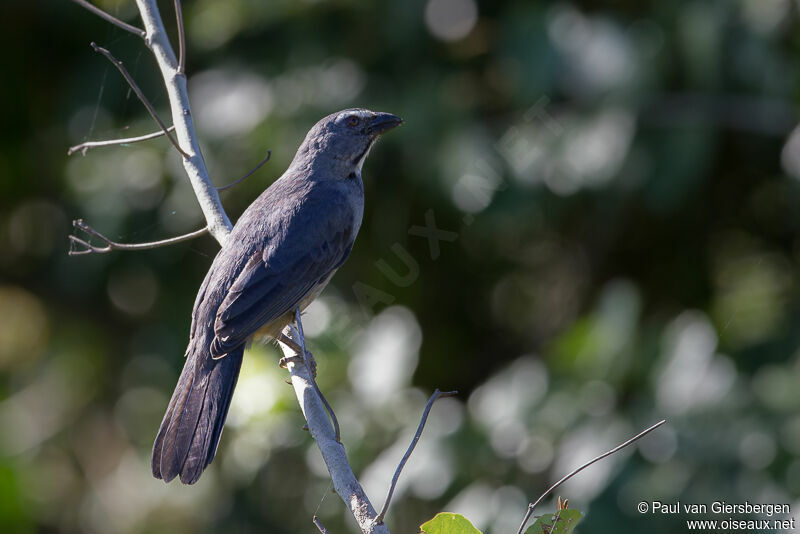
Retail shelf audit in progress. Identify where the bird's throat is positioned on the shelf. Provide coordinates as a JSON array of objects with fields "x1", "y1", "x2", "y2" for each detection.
[{"x1": 353, "y1": 139, "x2": 375, "y2": 172}]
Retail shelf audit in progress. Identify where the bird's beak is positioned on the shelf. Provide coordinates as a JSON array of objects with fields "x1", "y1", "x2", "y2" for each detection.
[{"x1": 368, "y1": 112, "x2": 403, "y2": 136}]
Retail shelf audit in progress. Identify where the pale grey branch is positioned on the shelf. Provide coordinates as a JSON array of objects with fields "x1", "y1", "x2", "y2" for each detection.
[
  {"x1": 135, "y1": 0, "x2": 232, "y2": 244},
  {"x1": 279, "y1": 324, "x2": 390, "y2": 534}
]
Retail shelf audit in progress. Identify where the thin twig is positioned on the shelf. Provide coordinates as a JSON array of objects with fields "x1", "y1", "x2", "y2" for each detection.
[
  {"x1": 68, "y1": 219, "x2": 207, "y2": 255},
  {"x1": 68, "y1": 126, "x2": 176, "y2": 156},
  {"x1": 173, "y1": 0, "x2": 186, "y2": 75},
  {"x1": 216, "y1": 151, "x2": 271, "y2": 192},
  {"x1": 90, "y1": 42, "x2": 190, "y2": 159},
  {"x1": 314, "y1": 379, "x2": 340, "y2": 442},
  {"x1": 71, "y1": 0, "x2": 146, "y2": 37},
  {"x1": 376, "y1": 389, "x2": 458, "y2": 523},
  {"x1": 313, "y1": 516, "x2": 330, "y2": 534},
  {"x1": 516, "y1": 419, "x2": 667, "y2": 534},
  {"x1": 294, "y1": 309, "x2": 341, "y2": 442}
]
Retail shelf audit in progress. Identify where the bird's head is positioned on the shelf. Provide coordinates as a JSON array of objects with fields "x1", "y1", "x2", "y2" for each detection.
[{"x1": 292, "y1": 108, "x2": 403, "y2": 177}]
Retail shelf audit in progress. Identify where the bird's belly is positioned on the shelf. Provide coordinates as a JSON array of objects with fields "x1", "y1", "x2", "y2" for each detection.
[
  {"x1": 250, "y1": 269, "x2": 338, "y2": 343},
  {"x1": 252, "y1": 314, "x2": 292, "y2": 341}
]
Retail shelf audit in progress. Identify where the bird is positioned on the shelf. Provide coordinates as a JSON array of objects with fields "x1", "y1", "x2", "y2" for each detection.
[{"x1": 151, "y1": 108, "x2": 402, "y2": 484}]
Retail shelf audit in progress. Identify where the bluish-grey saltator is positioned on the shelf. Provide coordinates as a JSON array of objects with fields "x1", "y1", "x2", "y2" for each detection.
[{"x1": 152, "y1": 109, "x2": 402, "y2": 484}]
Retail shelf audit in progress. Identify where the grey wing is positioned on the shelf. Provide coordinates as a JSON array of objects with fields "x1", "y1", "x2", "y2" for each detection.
[{"x1": 209, "y1": 225, "x2": 353, "y2": 358}]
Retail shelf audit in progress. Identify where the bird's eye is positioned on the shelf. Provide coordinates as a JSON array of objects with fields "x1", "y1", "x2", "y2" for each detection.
[{"x1": 347, "y1": 116, "x2": 360, "y2": 127}]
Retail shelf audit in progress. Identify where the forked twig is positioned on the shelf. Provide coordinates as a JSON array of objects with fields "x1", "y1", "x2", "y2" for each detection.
[
  {"x1": 516, "y1": 419, "x2": 667, "y2": 534},
  {"x1": 173, "y1": 0, "x2": 186, "y2": 75},
  {"x1": 68, "y1": 219, "x2": 207, "y2": 255},
  {"x1": 90, "y1": 42, "x2": 190, "y2": 159},
  {"x1": 68, "y1": 126, "x2": 176, "y2": 156},
  {"x1": 376, "y1": 388, "x2": 458, "y2": 523},
  {"x1": 71, "y1": 0, "x2": 146, "y2": 37},
  {"x1": 278, "y1": 322, "x2": 389, "y2": 533},
  {"x1": 217, "y1": 151, "x2": 272, "y2": 192}
]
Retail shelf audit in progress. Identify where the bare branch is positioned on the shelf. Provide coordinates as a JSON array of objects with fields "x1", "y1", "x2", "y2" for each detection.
[
  {"x1": 70, "y1": 0, "x2": 146, "y2": 38},
  {"x1": 90, "y1": 42, "x2": 189, "y2": 159},
  {"x1": 217, "y1": 151, "x2": 272, "y2": 192},
  {"x1": 293, "y1": 309, "x2": 341, "y2": 442},
  {"x1": 376, "y1": 389, "x2": 458, "y2": 524},
  {"x1": 516, "y1": 419, "x2": 667, "y2": 534},
  {"x1": 68, "y1": 219, "x2": 207, "y2": 256},
  {"x1": 278, "y1": 324, "x2": 390, "y2": 534},
  {"x1": 173, "y1": 0, "x2": 186, "y2": 75},
  {"x1": 135, "y1": 0, "x2": 233, "y2": 244},
  {"x1": 70, "y1": 0, "x2": 233, "y2": 245},
  {"x1": 68, "y1": 126, "x2": 176, "y2": 156}
]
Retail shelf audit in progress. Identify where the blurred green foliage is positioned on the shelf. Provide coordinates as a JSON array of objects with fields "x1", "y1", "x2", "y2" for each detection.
[{"x1": 1, "y1": 0, "x2": 800, "y2": 532}]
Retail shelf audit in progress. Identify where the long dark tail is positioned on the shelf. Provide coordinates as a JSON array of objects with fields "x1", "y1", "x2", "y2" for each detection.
[{"x1": 152, "y1": 344, "x2": 244, "y2": 484}]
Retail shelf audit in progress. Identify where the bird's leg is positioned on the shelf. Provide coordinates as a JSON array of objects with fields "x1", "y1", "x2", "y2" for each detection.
[
  {"x1": 277, "y1": 333, "x2": 305, "y2": 369},
  {"x1": 277, "y1": 331, "x2": 318, "y2": 377},
  {"x1": 294, "y1": 308, "x2": 341, "y2": 442}
]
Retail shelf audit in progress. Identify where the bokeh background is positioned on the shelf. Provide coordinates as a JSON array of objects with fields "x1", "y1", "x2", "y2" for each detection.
[{"x1": 2, "y1": 0, "x2": 800, "y2": 532}]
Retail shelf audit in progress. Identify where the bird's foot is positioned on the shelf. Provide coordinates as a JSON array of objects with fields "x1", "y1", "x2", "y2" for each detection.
[
  {"x1": 277, "y1": 335, "x2": 317, "y2": 378},
  {"x1": 278, "y1": 355, "x2": 303, "y2": 369}
]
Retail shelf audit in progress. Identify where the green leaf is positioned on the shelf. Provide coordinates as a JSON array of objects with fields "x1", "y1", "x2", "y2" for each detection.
[
  {"x1": 419, "y1": 512, "x2": 483, "y2": 534},
  {"x1": 525, "y1": 509, "x2": 584, "y2": 534}
]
